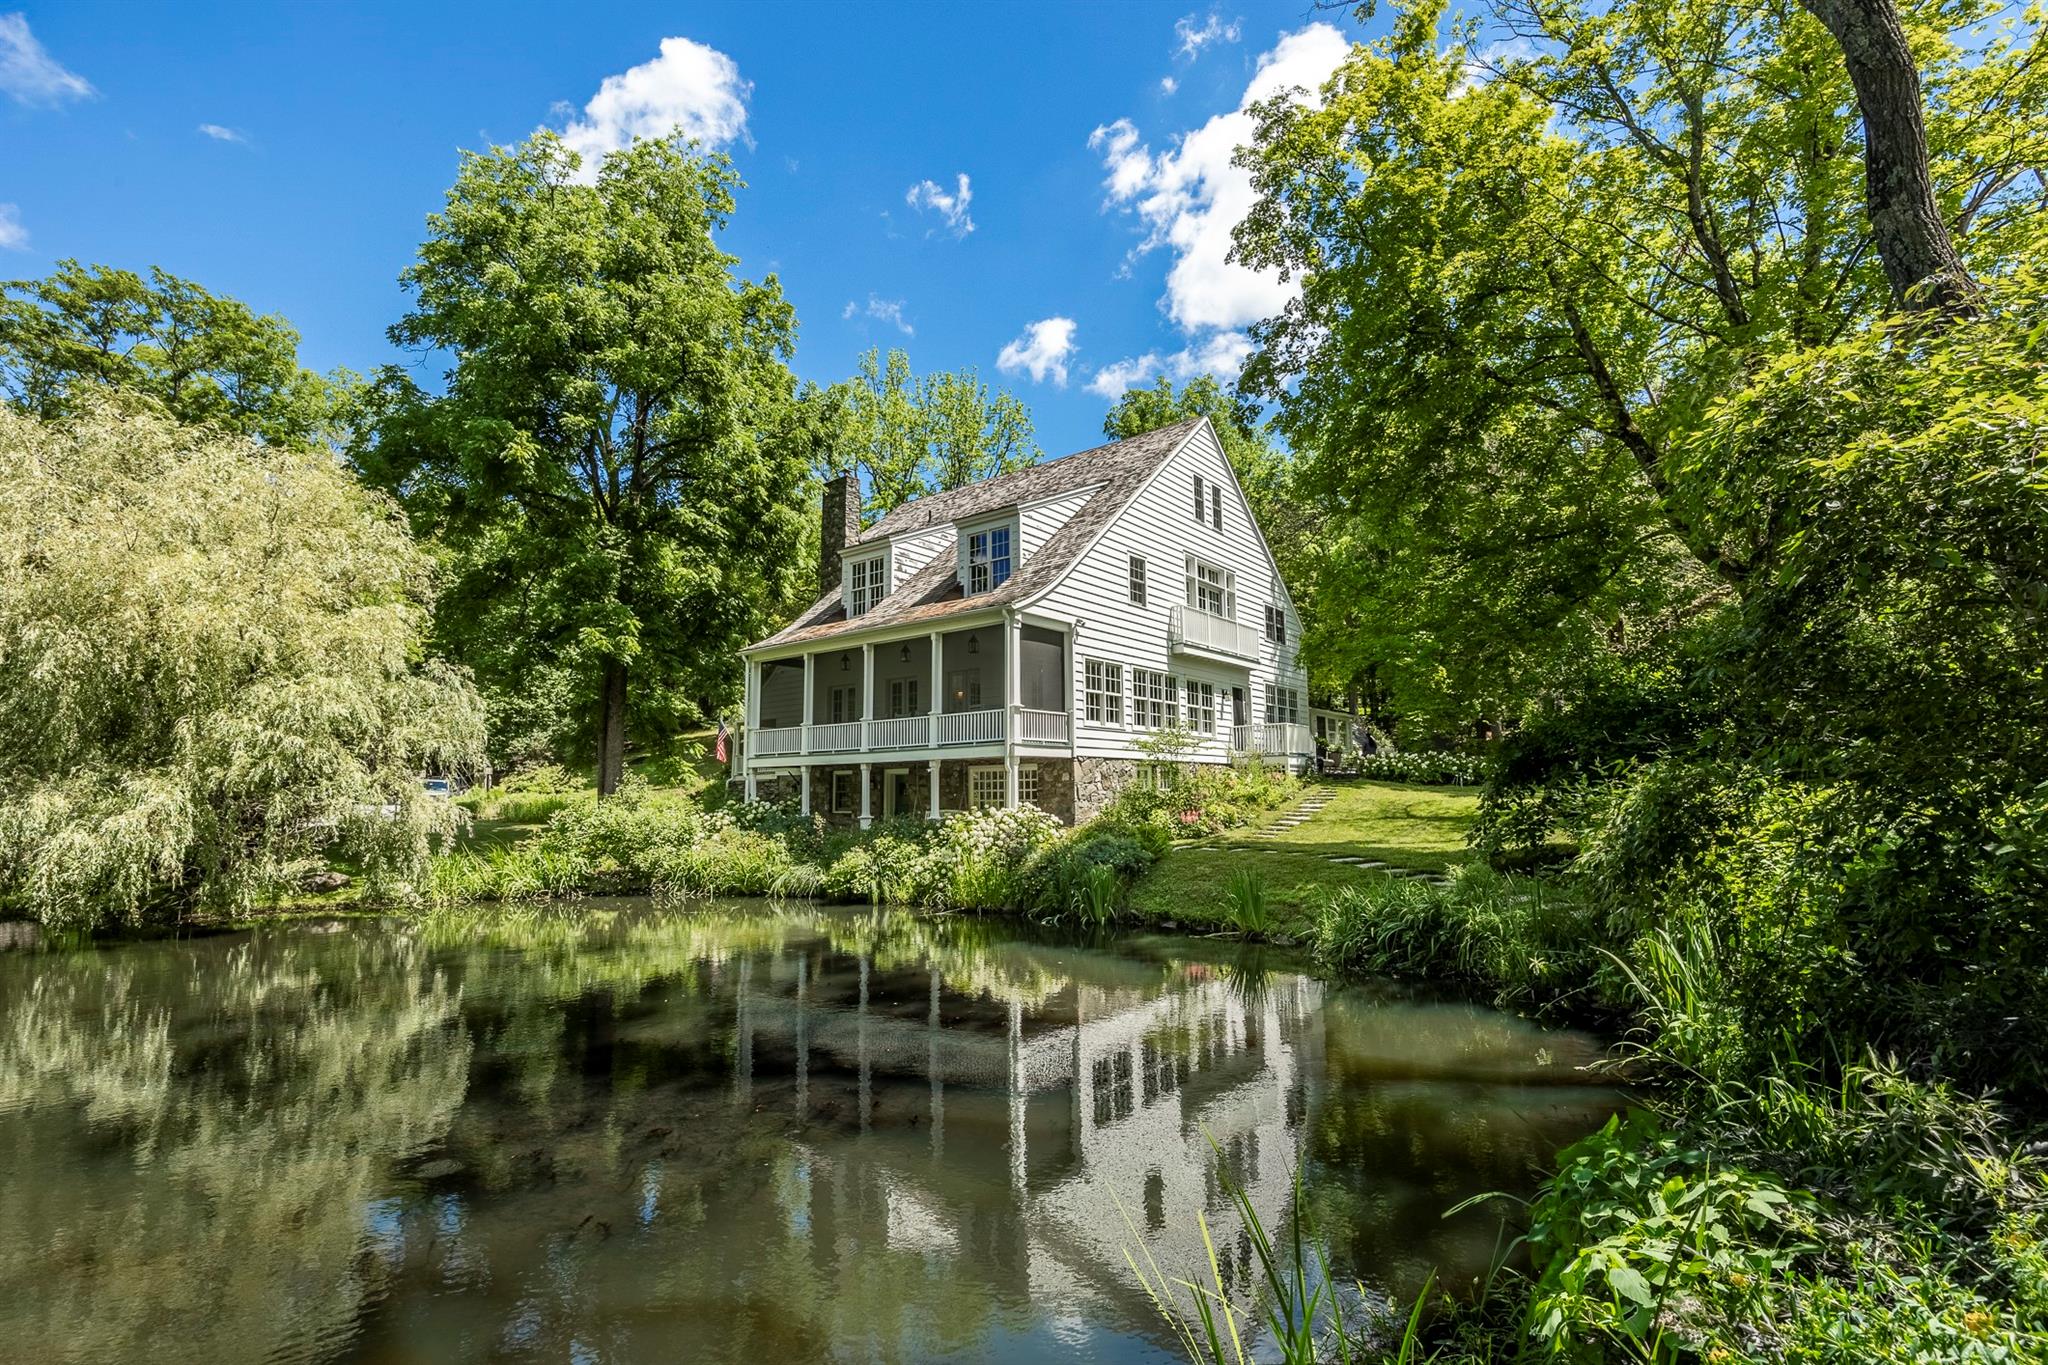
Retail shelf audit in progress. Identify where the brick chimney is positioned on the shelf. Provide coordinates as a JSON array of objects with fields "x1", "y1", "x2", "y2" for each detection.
[{"x1": 820, "y1": 472, "x2": 860, "y2": 597}]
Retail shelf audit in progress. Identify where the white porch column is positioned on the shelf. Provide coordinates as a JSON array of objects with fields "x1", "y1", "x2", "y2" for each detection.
[
  {"x1": 1004, "y1": 611, "x2": 1022, "y2": 808},
  {"x1": 927, "y1": 758, "x2": 940, "y2": 821},
  {"x1": 800, "y1": 653, "x2": 814, "y2": 753},
  {"x1": 861, "y1": 642, "x2": 875, "y2": 749},
  {"x1": 927, "y1": 630, "x2": 942, "y2": 741},
  {"x1": 742, "y1": 657, "x2": 759, "y2": 799},
  {"x1": 859, "y1": 762, "x2": 873, "y2": 828},
  {"x1": 799, "y1": 765, "x2": 811, "y2": 817}
]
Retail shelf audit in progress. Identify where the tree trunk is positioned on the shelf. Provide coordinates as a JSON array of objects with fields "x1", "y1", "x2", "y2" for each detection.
[
  {"x1": 1800, "y1": 0, "x2": 1975, "y2": 313},
  {"x1": 597, "y1": 660, "x2": 628, "y2": 797}
]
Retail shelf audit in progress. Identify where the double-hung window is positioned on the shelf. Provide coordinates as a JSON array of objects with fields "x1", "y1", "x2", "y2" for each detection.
[
  {"x1": 1264, "y1": 604, "x2": 1287, "y2": 643},
  {"x1": 966, "y1": 525, "x2": 1012, "y2": 594},
  {"x1": 1184, "y1": 680, "x2": 1216, "y2": 735},
  {"x1": 1017, "y1": 764, "x2": 1041, "y2": 805},
  {"x1": 1265, "y1": 685, "x2": 1301, "y2": 726},
  {"x1": 1193, "y1": 473, "x2": 1206, "y2": 522},
  {"x1": 1209, "y1": 485, "x2": 1222, "y2": 530},
  {"x1": 1133, "y1": 668, "x2": 1178, "y2": 729},
  {"x1": 1084, "y1": 660, "x2": 1123, "y2": 724},
  {"x1": 1186, "y1": 558, "x2": 1235, "y2": 619},
  {"x1": 1193, "y1": 474, "x2": 1223, "y2": 529},
  {"x1": 847, "y1": 555, "x2": 887, "y2": 616},
  {"x1": 1128, "y1": 555, "x2": 1147, "y2": 606}
]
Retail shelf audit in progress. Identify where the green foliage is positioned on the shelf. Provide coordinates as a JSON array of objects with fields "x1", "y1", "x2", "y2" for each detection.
[
  {"x1": 0, "y1": 259, "x2": 338, "y2": 446},
  {"x1": 1524, "y1": 1111, "x2": 1815, "y2": 1359},
  {"x1": 0, "y1": 405, "x2": 484, "y2": 929},
  {"x1": 829, "y1": 347, "x2": 1040, "y2": 516},
  {"x1": 354, "y1": 131, "x2": 815, "y2": 778},
  {"x1": 1222, "y1": 870, "x2": 1271, "y2": 940},
  {"x1": 1236, "y1": 0, "x2": 2048, "y2": 731}
]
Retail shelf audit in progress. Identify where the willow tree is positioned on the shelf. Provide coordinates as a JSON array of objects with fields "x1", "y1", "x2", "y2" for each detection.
[
  {"x1": 358, "y1": 133, "x2": 814, "y2": 792},
  {"x1": 1236, "y1": 0, "x2": 2046, "y2": 725},
  {"x1": 0, "y1": 405, "x2": 483, "y2": 929}
]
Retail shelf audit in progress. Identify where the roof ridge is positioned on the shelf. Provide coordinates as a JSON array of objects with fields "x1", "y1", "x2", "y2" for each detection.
[{"x1": 853, "y1": 415, "x2": 1204, "y2": 543}]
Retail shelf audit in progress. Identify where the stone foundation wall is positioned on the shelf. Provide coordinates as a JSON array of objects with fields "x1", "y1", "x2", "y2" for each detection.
[
  {"x1": 1074, "y1": 757, "x2": 1140, "y2": 822},
  {"x1": 1029, "y1": 758, "x2": 1077, "y2": 824}
]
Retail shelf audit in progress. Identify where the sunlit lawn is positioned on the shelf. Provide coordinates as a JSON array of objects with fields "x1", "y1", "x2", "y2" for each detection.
[{"x1": 1126, "y1": 780, "x2": 1481, "y2": 932}]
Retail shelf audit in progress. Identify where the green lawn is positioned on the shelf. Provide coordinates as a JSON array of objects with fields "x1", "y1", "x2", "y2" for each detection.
[
  {"x1": 1126, "y1": 780, "x2": 1481, "y2": 932},
  {"x1": 1212, "y1": 780, "x2": 1479, "y2": 866}
]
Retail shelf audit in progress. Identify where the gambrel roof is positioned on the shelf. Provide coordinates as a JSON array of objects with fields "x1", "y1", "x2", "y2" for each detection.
[{"x1": 752, "y1": 417, "x2": 1204, "y2": 650}]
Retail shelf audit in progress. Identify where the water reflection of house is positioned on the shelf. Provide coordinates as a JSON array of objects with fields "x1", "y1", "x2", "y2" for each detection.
[{"x1": 726, "y1": 933, "x2": 1329, "y2": 1348}]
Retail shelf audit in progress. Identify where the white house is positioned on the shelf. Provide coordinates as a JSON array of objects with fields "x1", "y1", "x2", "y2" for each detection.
[{"x1": 737, "y1": 417, "x2": 1310, "y2": 824}]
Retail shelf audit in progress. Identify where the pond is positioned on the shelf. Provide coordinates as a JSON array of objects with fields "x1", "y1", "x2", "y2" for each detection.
[{"x1": 0, "y1": 901, "x2": 1622, "y2": 1364}]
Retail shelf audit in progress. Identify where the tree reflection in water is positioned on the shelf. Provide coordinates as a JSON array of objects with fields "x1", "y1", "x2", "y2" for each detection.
[{"x1": 0, "y1": 903, "x2": 1623, "y2": 1364}]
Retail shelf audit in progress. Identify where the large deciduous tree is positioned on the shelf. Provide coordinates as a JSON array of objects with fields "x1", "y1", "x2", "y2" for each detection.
[
  {"x1": 830, "y1": 347, "x2": 1039, "y2": 517},
  {"x1": 356, "y1": 132, "x2": 814, "y2": 794},
  {"x1": 0, "y1": 405, "x2": 484, "y2": 930},
  {"x1": 1237, "y1": 0, "x2": 2046, "y2": 726},
  {"x1": 0, "y1": 260, "x2": 337, "y2": 446}
]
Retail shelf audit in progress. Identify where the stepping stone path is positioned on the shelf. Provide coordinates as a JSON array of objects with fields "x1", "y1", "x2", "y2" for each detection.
[
  {"x1": 1252, "y1": 786, "x2": 1334, "y2": 839},
  {"x1": 1185, "y1": 787, "x2": 1453, "y2": 886}
]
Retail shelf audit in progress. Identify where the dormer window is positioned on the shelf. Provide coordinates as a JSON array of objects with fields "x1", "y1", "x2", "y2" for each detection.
[
  {"x1": 847, "y1": 553, "x2": 888, "y2": 616},
  {"x1": 965, "y1": 524, "x2": 1013, "y2": 595}
]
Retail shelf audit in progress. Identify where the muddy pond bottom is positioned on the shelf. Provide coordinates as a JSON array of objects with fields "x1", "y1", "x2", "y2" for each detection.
[{"x1": 0, "y1": 901, "x2": 1622, "y2": 1364}]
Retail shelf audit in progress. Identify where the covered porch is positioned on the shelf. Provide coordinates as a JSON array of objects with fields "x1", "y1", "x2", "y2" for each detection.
[{"x1": 741, "y1": 615, "x2": 1073, "y2": 823}]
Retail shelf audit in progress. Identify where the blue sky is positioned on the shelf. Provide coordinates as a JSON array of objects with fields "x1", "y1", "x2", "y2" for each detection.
[{"x1": 1, "y1": 2, "x2": 1380, "y2": 457}]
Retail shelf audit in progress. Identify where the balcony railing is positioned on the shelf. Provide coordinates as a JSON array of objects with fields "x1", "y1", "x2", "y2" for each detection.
[
  {"x1": 1169, "y1": 605, "x2": 1261, "y2": 661},
  {"x1": 1231, "y1": 722, "x2": 1312, "y2": 756}
]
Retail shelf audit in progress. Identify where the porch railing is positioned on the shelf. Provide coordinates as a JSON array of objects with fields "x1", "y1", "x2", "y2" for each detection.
[
  {"x1": 752, "y1": 726, "x2": 804, "y2": 757},
  {"x1": 809, "y1": 720, "x2": 864, "y2": 753},
  {"x1": 1230, "y1": 722, "x2": 1312, "y2": 756},
  {"x1": 749, "y1": 704, "x2": 1071, "y2": 756},
  {"x1": 1016, "y1": 707, "x2": 1071, "y2": 745},
  {"x1": 867, "y1": 714, "x2": 930, "y2": 749},
  {"x1": 935, "y1": 707, "x2": 1006, "y2": 746}
]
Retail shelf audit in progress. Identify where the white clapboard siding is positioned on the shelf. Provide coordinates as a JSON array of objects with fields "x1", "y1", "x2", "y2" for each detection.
[
  {"x1": 889, "y1": 525, "x2": 952, "y2": 592},
  {"x1": 1029, "y1": 423, "x2": 1307, "y2": 764}
]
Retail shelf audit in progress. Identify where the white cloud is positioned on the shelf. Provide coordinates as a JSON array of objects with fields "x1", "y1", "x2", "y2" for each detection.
[
  {"x1": 0, "y1": 13, "x2": 92, "y2": 106},
  {"x1": 1086, "y1": 331, "x2": 1253, "y2": 398},
  {"x1": 905, "y1": 172, "x2": 974, "y2": 236},
  {"x1": 557, "y1": 36, "x2": 751, "y2": 180},
  {"x1": 1159, "y1": 76, "x2": 1178, "y2": 96},
  {"x1": 996, "y1": 317, "x2": 1077, "y2": 387},
  {"x1": 1090, "y1": 23, "x2": 1348, "y2": 335},
  {"x1": 0, "y1": 203, "x2": 27, "y2": 250},
  {"x1": 1174, "y1": 11, "x2": 1241, "y2": 60},
  {"x1": 197, "y1": 122, "x2": 248, "y2": 144},
  {"x1": 843, "y1": 293, "x2": 914, "y2": 336}
]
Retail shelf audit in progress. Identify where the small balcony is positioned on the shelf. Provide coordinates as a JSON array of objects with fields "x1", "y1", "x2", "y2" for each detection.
[
  {"x1": 1231, "y1": 722, "x2": 1312, "y2": 757},
  {"x1": 1169, "y1": 605, "x2": 1260, "y2": 662}
]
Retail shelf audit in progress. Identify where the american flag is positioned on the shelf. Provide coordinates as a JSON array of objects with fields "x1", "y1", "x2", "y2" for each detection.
[{"x1": 714, "y1": 718, "x2": 729, "y2": 764}]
